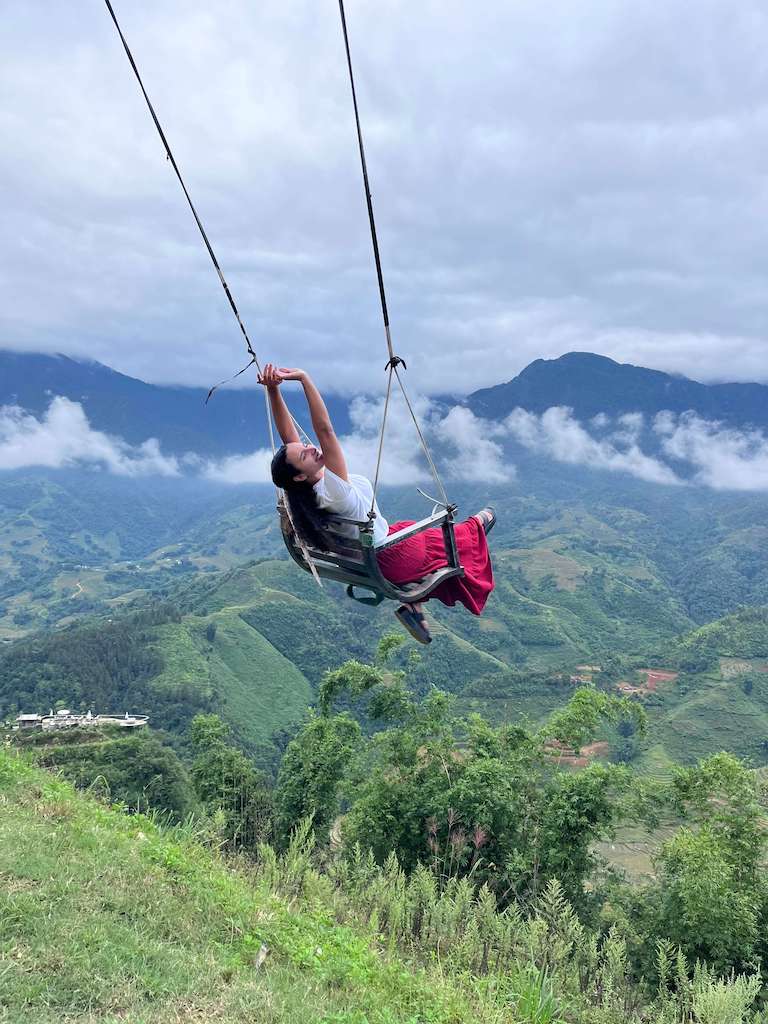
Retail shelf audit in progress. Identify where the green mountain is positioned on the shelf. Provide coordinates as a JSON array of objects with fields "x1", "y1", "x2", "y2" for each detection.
[
  {"x1": 3, "y1": 469, "x2": 768, "y2": 769},
  {"x1": 0, "y1": 349, "x2": 352, "y2": 456},
  {"x1": 468, "y1": 351, "x2": 768, "y2": 428}
]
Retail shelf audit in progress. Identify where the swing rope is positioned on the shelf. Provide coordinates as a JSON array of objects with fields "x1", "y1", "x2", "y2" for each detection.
[
  {"x1": 103, "y1": 0, "x2": 259, "y2": 398},
  {"x1": 105, "y1": 0, "x2": 453, "y2": 557},
  {"x1": 102, "y1": 0, "x2": 309, "y2": 445},
  {"x1": 103, "y1": 0, "x2": 324, "y2": 582},
  {"x1": 337, "y1": 0, "x2": 451, "y2": 516}
]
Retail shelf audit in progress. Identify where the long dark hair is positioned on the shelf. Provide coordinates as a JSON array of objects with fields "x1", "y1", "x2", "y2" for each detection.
[{"x1": 271, "y1": 445, "x2": 330, "y2": 551}]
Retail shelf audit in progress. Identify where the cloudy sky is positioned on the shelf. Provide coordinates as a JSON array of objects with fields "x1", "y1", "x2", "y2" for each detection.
[{"x1": 2, "y1": 0, "x2": 767, "y2": 396}]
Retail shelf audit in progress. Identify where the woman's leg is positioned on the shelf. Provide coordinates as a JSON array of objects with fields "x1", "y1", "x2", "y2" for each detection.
[{"x1": 395, "y1": 602, "x2": 432, "y2": 644}]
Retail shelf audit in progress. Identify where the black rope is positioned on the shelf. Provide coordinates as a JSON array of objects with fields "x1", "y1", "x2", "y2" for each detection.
[
  {"x1": 337, "y1": 0, "x2": 399, "y2": 367},
  {"x1": 102, "y1": 0, "x2": 258, "y2": 401},
  {"x1": 338, "y1": 1, "x2": 450, "y2": 509}
]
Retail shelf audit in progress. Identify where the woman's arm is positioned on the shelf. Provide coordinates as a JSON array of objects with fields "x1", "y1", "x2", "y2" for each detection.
[
  {"x1": 259, "y1": 364, "x2": 300, "y2": 445},
  {"x1": 279, "y1": 368, "x2": 349, "y2": 480}
]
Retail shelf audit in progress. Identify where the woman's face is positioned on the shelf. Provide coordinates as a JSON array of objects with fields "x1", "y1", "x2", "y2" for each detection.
[{"x1": 285, "y1": 441, "x2": 324, "y2": 483}]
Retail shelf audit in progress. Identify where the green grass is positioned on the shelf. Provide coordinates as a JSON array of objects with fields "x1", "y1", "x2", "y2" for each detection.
[
  {"x1": 0, "y1": 749, "x2": 507, "y2": 1024},
  {"x1": 150, "y1": 611, "x2": 313, "y2": 751}
]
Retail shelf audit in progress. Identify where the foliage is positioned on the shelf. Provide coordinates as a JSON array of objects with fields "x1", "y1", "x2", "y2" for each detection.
[
  {"x1": 3, "y1": 739, "x2": 768, "y2": 1023},
  {"x1": 16, "y1": 725, "x2": 197, "y2": 820},
  {"x1": 273, "y1": 713, "x2": 362, "y2": 848},
  {"x1": 326, "y1": 668, "x2": 638, "y2": 909},
  {"x1": 190, "y1": 713, "x2": 273, "y2": 850}
]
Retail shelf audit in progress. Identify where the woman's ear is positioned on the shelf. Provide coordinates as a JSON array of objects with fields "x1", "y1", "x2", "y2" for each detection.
[{"x1": 293, "y1": 472, "x2": 307, "y2": 483}]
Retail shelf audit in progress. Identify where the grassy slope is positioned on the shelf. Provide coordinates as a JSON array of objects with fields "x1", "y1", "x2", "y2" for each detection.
[
  {"x1": 149, "y1": 607, "x2": 313, "y2": 752},
  {"x1": 633, "y1": 609, "x2": 768, "y2": 770},
  {"x1": 0, "y1": 750, "x2": 507, "y2": 1024}
]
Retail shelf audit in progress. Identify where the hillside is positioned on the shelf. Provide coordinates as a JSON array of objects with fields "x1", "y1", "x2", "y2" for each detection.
[
  {"x1": 0, "y1": 590, "x2": 313, "y2": 757},
  {"x1": 468, "y1": 351, "x2": 768, "y2": 429},
  {"x1": 2, "y1": 727, "x2": 765, "y2": 1023},
  {"x1": 3, "y1": 476, "x2": 768, "y2": 767},
  {"x1": 0, "y1": 748, "x2": 503, "y2": 1024},
  {"x1": 0, "y1": 349, "x2": 352, "y2": 456},
  {"x1": 674, "y1": 606, "x2": 768, "y2": 660}
]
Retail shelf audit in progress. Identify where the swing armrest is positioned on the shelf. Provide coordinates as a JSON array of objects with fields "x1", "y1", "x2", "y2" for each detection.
[{"x1": 374, "y1": 509, "x2": 455, "y2": 551}]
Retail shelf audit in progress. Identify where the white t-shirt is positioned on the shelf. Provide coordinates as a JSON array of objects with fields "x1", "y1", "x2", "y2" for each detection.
[{"x1": 313, "y1": 469, "x2": 390, "y2": 546}]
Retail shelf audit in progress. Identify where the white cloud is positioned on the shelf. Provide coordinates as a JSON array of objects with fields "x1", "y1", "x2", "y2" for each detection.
[
  {"x1": 0, "y1": 397, "x2": 180, "y2": 476},
  {"x1": 654, "y1": 411, "x2": 768, "y2": 491},
  {"x1": 504, "y1": 405, "x2": 768, "y2": 491},
  {"x1": 504, "y1": 406, "x2": 680, "y2": 486},
  {"x1": 434, "y1": 405, "x2": 509, "y2": 484},
  {"x1": 202, "y1": 448, "x2": 274, "y2": 484},
  {"x1": 6, "y1": 395, "x2": 768, "y2": 495},
  {"x1": 201, "y1": 392, "x2": 509, "y2": 486}
]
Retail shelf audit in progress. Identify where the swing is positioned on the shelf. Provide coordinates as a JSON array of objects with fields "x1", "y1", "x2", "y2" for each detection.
[
  {"x1": 279, "y1": 502, "x2": 463, "y2": 606},
  {"x1": 105, "y1": 0, "x2": 466, "y2": 604}
]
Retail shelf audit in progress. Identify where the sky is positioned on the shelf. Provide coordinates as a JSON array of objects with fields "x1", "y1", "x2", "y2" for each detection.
[{"x1": 1, "y1": 0, "x2": 768, "y2": 397}]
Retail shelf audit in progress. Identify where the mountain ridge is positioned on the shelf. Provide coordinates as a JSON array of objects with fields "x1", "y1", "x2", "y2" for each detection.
[
  {"x1": 3, "y1": 348, "x2": 768, "y2": 459},
  {"x1": 467, "y1": 351, "x2": 768, "y2": 429}
]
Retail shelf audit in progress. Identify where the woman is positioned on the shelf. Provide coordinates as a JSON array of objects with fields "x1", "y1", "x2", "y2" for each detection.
[{"x1": 261, "y1": 364, "x2": 495, "y2": 644}]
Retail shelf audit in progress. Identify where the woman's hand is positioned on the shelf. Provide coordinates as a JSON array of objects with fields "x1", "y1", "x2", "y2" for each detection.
[
  {"x1": 257, "y1": 363, "x2": 284, "y2": 389},
  {"x1": 277, "y1": 367, "x2": 307, "y2": 382}
]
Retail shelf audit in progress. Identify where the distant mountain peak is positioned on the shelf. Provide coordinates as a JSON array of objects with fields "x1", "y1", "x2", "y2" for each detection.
[{"x1": 468, "y1": 351, "x2": 768, "y2": 429}]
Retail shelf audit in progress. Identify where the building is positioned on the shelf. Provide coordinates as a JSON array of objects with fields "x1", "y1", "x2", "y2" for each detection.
[
  {"x1": 15, "y1": 713, "x2": 43, "y2": 730},
  {"x1": 13, "y1": 710, "x2": 148, "y2": 731}
]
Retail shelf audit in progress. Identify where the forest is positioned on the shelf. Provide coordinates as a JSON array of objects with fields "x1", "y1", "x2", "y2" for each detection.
[{"x1": 9, "y1": 630, "x2": 768, "y2": 1023}]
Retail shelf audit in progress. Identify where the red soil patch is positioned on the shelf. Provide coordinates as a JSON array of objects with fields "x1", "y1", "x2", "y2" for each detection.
[
  {"x1": 639, "y1": 669, "x2": 678, "y2": 690},
  {"x1": 617, "y1": 668, "x2": 678, "y2": 696},
  {"x1": 544, "y1": 739, "x2": 609, "y2": 768}
]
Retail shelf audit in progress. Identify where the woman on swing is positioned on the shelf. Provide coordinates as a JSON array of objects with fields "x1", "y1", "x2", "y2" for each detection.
[{"x1": 261, "y1": 364, "x2": 495, "y2": 645}]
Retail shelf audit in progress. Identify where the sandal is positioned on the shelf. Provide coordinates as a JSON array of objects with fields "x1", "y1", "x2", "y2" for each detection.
[
  {"x1": 394, "y1": 605, "x2": 432, "y2": 645},
  {"x1": 474, "y1": 506, "x2": 497, "y2": 536}
]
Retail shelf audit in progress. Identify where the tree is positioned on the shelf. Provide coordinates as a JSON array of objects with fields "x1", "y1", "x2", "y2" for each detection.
[
  {"x1": 649, "y1": 753, "x2": 768, "y2": 974},
  {"x1": 655, "y1": 828, "x2": 760, "y2": 974},
  {"x1": 273, "y1": 712, "x2": 361, "y2": 848},
  {"x1": 33, "y1": 729, "x2": 197, "y2": 821},
  {"x1": 342, "y1": 686, "x2": 636, "y2": 908},
  {"x1": 190, "y1": 714, "x2": 273, "y2": 850}
]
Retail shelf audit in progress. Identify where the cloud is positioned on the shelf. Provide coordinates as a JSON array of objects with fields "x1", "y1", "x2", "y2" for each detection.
[
  {"x1": 504, "y1": 406, "x2": 680, "y2": 486},
  {"x1": 0, "y1": 397, "x2": 180, "y2": 476},
  {"x1": 2, "y1": 1, "x2": 768, "y2": 394},
  {"x1": 5, "y1": 395, "x2": 768, "y2": 494},
  {"x1": 201, "y1": 448, "x2": 275, "y2": 484},
  {"x1": 202, "y1": 392, "x2": 508, "y2": 486},
  {"x1": 654, "y1": 412, "x2": 768, "y2": 490},
  {"x1": 505, "y1": 405, "x2": 768, "y2": 491},
  {"x1": 434, "y1": 406, "x2": 510, "y2": 484}
]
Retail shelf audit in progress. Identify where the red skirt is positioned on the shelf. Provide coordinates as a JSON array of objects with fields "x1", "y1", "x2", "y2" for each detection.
[{"x1": 376, "y1": 516, "x2": 494, "y2": 615}]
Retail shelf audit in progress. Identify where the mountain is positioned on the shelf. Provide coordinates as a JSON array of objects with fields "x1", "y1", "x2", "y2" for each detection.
[
  {"x1": 467, "y1": 351, "x2": 768, "y2": 429},
  {"x1": 0, "y1": 349, "x2": 352, "y2": 456},
  {"x1": 5, "y1": 349, "x2": 768, "y2": 462}
]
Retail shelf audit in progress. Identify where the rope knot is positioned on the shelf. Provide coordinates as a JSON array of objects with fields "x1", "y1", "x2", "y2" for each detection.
[{"x1": 385, "y1": 355, "x2": 407, "y2": 371}]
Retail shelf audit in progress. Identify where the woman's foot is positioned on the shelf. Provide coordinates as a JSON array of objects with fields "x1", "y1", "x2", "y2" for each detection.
[
  {"x1": 474, "y1": 506, "x2": 497, "y2": 535},
  {"x1": 394, "y1": 604, "x2": 432, "y2": 644}
]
